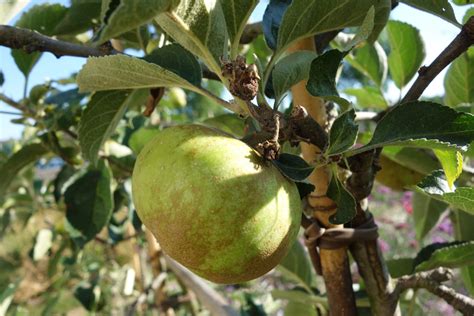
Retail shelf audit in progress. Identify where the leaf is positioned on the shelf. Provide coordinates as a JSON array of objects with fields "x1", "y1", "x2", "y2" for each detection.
[
  {"x1": 463, "y1": 8, "x2": 474, "y2": 24},
  {"x1": 344, "y1": 87, "x2": 388, "y2": 109},
  {"x1": 74, "y1": 282, "x2": 104, "y2": 311},
  {"x1": 203, "y1": 114, "x2": 246, "y2": 138},
  {"x1": 96, "y1": 0, "x2": 177, "y2": 43},
  {"x1": 276, "y1": 0, "x2": 391, "y2": 55},
  {"x1": 381, "y1": 146, "x2": 440, "y2": 175},
  {"x1": 54, "y1": 0, "x2": 102, "y2": 35},
  {"x1": 272, "y1": 50, "x2": 317, "y2": 102},
  {"x1": 11, "y1": 4, "x2": 68, "y2": 77},
  {"x1": 347, "y1": 41, "x2": 387, "y2": 87},
  {"x1": 284, "y1": 301, "x2": 317, "y2": 316},
  {"x1": 433, "y1": 149, "x2": 463, "y2": 189},
  {"x1": 144, "y1": 44, "x2": 202, "y2": 87},
  {"x1": 306, "y1": 49, "x2": 350, "y2": 108},
  {"x1": 416, "y1": 170, "x2": 474, "y2": 215},
  {"x1": 296, "y1": 182, "x2": 315, "y2": 200},
  {"x1": 326, "y1": 109, "x2": 358, "y2": 156},
  {"x1": 386, "y1": 20, "x2": 425, "y2": 89},
  {"x1": 79, "y1": 90, "x2": 147, "y2": 165},
  {"x1": 277, "y1": 240, "x2": 315, "y2": 292},
  {"x1": 129, "y1": 127, "x2": 161, "y2": 155},
  {"x1": 155, "y1": 0, "x2": 228, "y2": 74},
  {"x1": 412, "y1": 192, "x2": 448, "y2": 241},
  {"x1": 262, "y1": 0, "x2": 292, "y2": 50},
  {"x1": 453, "y1": 210, "x2": 474, "y2": 295},
  {"x1": 452, "y1": 0, "x2": 473, "y2": 5},
  {"x1": 343, "y1": 6, "x2": 375, "y2": 50},
  {"x1": 386, "y1": 257, "x2": 415, "y2": 277},
  {"x1": 272, "y1": 153, "x2": 314, "y2": 181},
  {"x1": 0, "y1": 143, "x2": 49, "y2": 199},
  {"x1": 65, "y1": 160, "x2": 113, "y2": 245},
  {"x1": 0, "y1": 283, "x2": 18, "y2": 316},
  {"x1": 327, "y1": 173, "x2": 357, "y2": 224},
  {"x1": 414, "y1": 241, "x2": 474, "y2": 271},
  {"x1": 400, "y1": 0, "x2": 460, "y2": 27},
  {"x1": 221, "y1": 0, "x2": 258, "y2": 56},
  {"x1": 444, "y1": 52, "x2": 474, "y2": 107},
  {"x1": 32, "y1": 229, "x2": 53, "y2": 261},
  {"x1": 351, "y1": 101, "x2": 474, "y2": 154},
  {"x1": 77, "y1": 55, "x2": 201, "y2": 93}
]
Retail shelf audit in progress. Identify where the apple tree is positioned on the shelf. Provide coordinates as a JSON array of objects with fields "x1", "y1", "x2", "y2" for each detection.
[{"x1": 1, "y1": 0, "x2": 474, "y2": 315}]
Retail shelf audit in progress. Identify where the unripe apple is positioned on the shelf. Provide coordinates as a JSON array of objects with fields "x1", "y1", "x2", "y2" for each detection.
[{"x1": 132, "y1": 124, "x2": 301, "y2": 284}]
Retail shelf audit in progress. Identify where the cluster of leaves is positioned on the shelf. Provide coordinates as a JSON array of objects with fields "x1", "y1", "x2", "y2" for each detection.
[{"x1": 0, "y1": 0, "x2": 474, "y2": 314}]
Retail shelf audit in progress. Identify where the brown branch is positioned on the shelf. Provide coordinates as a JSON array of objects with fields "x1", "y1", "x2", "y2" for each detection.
[
  {"x1": 0, "y1": 93, "x2": 31, "y2": 114},
  {"x1": 240, "y1": 22, "x2": 262, "y2": 44},
  {"x1": 401, "y1": 16, "x2": 474, "y2": 103},
  {"x1": 396, "y1": 268, "x2": 474, "y2": 315},
  {"x1": 0, "y1": 25, "x2": 116, "y2": 58}
]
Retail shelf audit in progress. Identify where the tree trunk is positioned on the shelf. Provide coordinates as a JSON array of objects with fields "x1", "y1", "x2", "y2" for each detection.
[{"x1": 289, "y1": 37, "x2": 357, "y2": 316}]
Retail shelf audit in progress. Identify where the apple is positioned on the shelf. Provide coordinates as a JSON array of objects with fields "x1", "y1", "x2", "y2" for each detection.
[{"x1": 132, "y1": 124, "x2": 301, "y2": 284}]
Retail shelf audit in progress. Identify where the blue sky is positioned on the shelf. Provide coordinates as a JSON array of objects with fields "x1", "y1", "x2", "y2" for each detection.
[{"x1": 0, "y1": 1, "x2": 472, "y2": 140}]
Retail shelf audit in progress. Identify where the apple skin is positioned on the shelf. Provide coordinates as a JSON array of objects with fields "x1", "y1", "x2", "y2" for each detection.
[{"x1": 132, "y1": 124, "x2": 301, "y2": 284}]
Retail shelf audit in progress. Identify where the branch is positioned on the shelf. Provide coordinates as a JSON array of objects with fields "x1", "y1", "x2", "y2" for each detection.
[
  {"x1": 396, "y1": 268, "x2": 474, "y2": 315},
  {"x1": 240, "y1": 22, "x2": 262, "y2": 44},
  {"x1": 401, "y1": 16, "x2": 474, "y2": 103},
  {"x1": 0, "y1": 25, "x2": 116, "y2": 58},
  {"x1": 0, "y1": 93, "x2": 32, "y2": 114}
]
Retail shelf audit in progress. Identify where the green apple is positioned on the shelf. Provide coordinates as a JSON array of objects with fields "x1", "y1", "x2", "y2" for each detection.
[{"x1": 132, "y1": 124, "x2": 301, "y2": 284}]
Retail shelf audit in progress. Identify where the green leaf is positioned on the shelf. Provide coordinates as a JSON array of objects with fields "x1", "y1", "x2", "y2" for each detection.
[
  {"x1": 284, "y1": 301, "x2": 317, "y2": 316},
  {"x1": 129, "y1": 127, "x2": 161, "y2": 155},
  {"x1": 77, "y1": 55, "x2": 203, "y2": 94},
  {"x1": 272, "y1": 290, "x2": 327, "y2": 307},
  {"x1": 444, "y1": 52, "x2": 474, "y2": 107},
  {"x1": 79, "y1": 90, "x2": 147, "y2": 165},
  {"x1": 272, "y1": 51, "x2": 317, "y2": 103},
  {"x1": 326, "y1": 109, "x2": 358, "y2": 156},
  {"x1": 386, "y1": 257, "x2": 415, "y2": 277},
  {"x1": 272, "y1": 153, "x2": 314, "y2": 181},
  {"x1": 462, "y1": 8, "x2": 474, "y2": 24},
  {"x1": 343, "y1": 6, "x2": 376, "y2": 50},
  {"x1": 345, "y1": 87, "x2": 388, "y2": 109},
  {"x1": 202, "y1": 114, "x2": 246, "y2": 138},
  {"x1": 351, "y1": 101, "x2": 474, "y2": 154},
  {"x1": 54, "y1": 0, "x2": 101, "y2": 35},
  {"x1": 453, "y1": 210, "x2": 474, "y2": 295},
  {"x1": 65, "y1": 160, "x2": 113, "y2": 244},
  {"x1": 433, "y1": 149, "x2": 463, "y2": 189},
  {"x1": 11, "y1": 4, "x2": 68, "y2": 77},
  {"x1": 412, "y1": 192, "x2": 448, "y2": 241},
  {"x1": 381, "y1": 146, "x2": 440, "y2": 175},
  {"x1": 0, "y1": 283, "x2": 18, "y2": 316},
  {"x1": 276, "y1": 0, "x2": 391, "y2": 55},
  {"x1": 155, "y1": 0, "x2": 228, "y2": 74},
  {"x1": 452, "y1": 0, "x2": 473, "y2": 5},
  {"x1": 277, "y1": 240, "x2": 315, "y2": 292},
  {"x1": 414, "y1": 241, "x2": 474, "y2": 271},
  {"x1": 306, "y1": 49, "x2": 350, "y2": 108},
  {"x1": 96, "y1": 0, "x2": 178, "y2": 43},
  {"x1": 296, "y1": 182, "x2": 315, "y2": 200},
  {"x1": 400, "y1": 0, "x2": 460, "y2": 27},
  {"x1": 144, "y1": 44, "x2": 202, "y2": 87},
  {"x1": 221, "y1": 0, "x2": 258, "y2": 57},
  {"x1": 386, "y1": 20, "x2": 425, "y2": 89},
  {"x1": 347, "y1": 41, "x2": 387, "y2": 87},
  {"x1": 416, "y1": 170, "x2": 474, "y2": 215},
  {"x1": 0, "y1": 143, "x2": 49, "y2": 199},
  {"x1": 327, "y1": 171, "x2": 357, "y2": 224}
]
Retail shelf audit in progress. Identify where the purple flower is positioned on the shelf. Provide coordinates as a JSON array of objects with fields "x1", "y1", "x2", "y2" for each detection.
[
  {"x1": 432, "y1": 235, "x2": 447, "y2": 244},
  {"x1": 437, "y1": 217, "x2": 453, "y2": 235}
]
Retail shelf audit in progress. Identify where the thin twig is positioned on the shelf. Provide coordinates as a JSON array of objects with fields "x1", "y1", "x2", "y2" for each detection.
[
  {"x1": 240, "y1": 22, "x2": 262, "y2": 44},
  {"x1": 396, "y1": 268, "x2": 474, "y2": 315},
  {"x1": 0, "y1": 25, "x2": 117, "y2": 58},
  {"x1": 0, "y1": 93, "x2": 30, "y2": 113}
]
